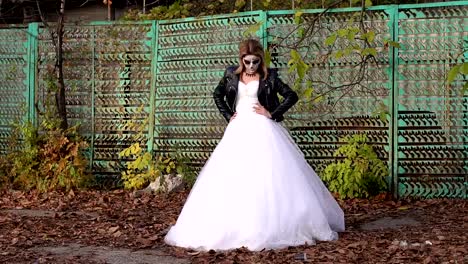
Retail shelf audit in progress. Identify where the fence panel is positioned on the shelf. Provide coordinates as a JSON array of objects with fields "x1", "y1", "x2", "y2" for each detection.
[
  {"x1": 153, "y1": 13, "x2": 263, "y2": 168},
  {"x1": 36, "y1": 24, "x2": 95, "y2": 170},
  {"x1": 0, "y1": 25, "x2": 31, "y2": 154},
  {"x1": 266, "y1": 7, "x2": 393, "y2": 179},
  {"x1": 395, "y1": 3, "x2": 467, "y2": 198},
  {"x1": 91, "y1": 22, "x2": 154, "y2": 181},
  {"x1": 35, "y1": 22, "x2": 155, "y2": 182},
  {"x1": 0, "y1": 2, "x2": 466, "y2": 197}
]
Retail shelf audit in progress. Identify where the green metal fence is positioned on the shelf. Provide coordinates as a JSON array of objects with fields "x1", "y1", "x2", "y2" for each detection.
[
  {"x1": 0, "y1": 1, "x2": 466, "y2": 198},
  {"x1": 394, "y1": 3, "x2": 467, "y2": 198}
]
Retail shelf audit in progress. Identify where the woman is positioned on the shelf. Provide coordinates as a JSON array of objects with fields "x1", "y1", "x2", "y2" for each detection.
[{"x1": 164, "y1": 38, "x2": 345, "y2": 251}]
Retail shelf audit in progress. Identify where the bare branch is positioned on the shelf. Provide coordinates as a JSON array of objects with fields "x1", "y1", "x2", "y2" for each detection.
[
  {"x1": 36, "y1": 0, "x2": 58, "y2": 48},
  {"x1": 80, "y1": 0, "x2": 91, "y2": 7}
]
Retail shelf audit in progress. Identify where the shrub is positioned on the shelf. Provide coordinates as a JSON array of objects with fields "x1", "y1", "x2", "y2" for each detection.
[
  {"x1": 119, "y1": 145, "x2": 196, "y2": 190},
  {"x1": 2, "y1": 121, "x2": 91, "y2": 192},
  {"x1": 321, "y1": 134, "x2": 388, "y2": 199},
  {"x1": 119, "y1": 106, "x2": 196, "y2": 190}
]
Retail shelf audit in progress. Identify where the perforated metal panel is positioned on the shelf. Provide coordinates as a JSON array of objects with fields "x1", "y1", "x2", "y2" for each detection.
[
  {"x1": 36, "y1": 22, "x2": 155, "y2": 181},
  {"x1": 153, "y1": 13, "x2": 263, "y2": 168},
  {"x1": 36, "y1": 24, "x2": 95, "y2": 170},
  {"x1": 0, "y1": 25, "x2": 32, "y2": 154},
  {"x1": 395, "y1": 4, "x2": 468, "y2": 198},
  {"x1": 0, "y1": 2, "x2": 466, "y2": 197},
  {"x1": 37, "y1": 25, "x2": 93, "y2": 134},
  {"x1": 266, "y1": 8, "x2": 392, "y2": 175},
  {"x1": 92, "y1": 22, "x2": 154, "y2": 179}
]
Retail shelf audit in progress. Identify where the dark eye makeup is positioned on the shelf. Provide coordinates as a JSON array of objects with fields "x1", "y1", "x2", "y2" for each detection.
[{"x1": 243, "y1": 59, "x2": 260, "y2": 65}]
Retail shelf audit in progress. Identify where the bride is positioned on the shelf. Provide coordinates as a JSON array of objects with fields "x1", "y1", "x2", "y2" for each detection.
[{"x1": 164, "y1": 38, "x2": 345, "y2": 251}]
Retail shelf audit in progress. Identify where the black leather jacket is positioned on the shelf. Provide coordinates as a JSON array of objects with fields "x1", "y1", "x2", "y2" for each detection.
[{"x1": 213, "y1": 66, "x2": 298, "y2": 122}]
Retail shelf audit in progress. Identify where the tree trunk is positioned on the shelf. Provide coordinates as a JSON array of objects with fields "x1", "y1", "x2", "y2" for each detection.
[{"x1": 55, "y1": 0, "x2": 68, "y2": 129}]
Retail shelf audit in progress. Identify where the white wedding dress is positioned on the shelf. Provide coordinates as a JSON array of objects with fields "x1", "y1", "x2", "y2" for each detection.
[{"x1": 164, "y1": 80, "x2": 345, "y2": 251}]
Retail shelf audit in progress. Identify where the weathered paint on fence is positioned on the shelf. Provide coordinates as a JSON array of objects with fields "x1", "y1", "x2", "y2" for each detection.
[{"x1": 0, "y1": 1, "x2": 466, "y2": 198}]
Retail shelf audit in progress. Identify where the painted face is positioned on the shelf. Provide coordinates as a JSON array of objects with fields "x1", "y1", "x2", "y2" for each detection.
[{"x1": 243, "y1": 55, "x2": 261, "y2": 75}]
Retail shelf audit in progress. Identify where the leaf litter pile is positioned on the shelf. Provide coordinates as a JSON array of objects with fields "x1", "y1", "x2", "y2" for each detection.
[{"x1": 0, "y1": 189, "x2": 466, "y2": 264}]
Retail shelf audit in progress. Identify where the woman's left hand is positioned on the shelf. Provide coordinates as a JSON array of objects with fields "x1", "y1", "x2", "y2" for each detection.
[{"x1": 254, "y1": 103, "x2": 272, "y2": 119}]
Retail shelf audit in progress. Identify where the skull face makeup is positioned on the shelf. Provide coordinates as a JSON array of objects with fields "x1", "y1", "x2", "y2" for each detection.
[{"x1": 243, "y1": 55, "x2": 261, "y2": 75}]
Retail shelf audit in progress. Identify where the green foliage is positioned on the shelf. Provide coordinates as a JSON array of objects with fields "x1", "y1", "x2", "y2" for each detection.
[
  {"x1": 119, "y1": 144, "x2": 197, "y2": 190},
  {"x1": 0, "y1": 121, "x2": 91, "y2": 192},
  {"x1": 243, "y1": 21, "x2": 263, "y2": 38},
  {"x1": 161, "y1": 148, "x2": 197, "y2": 187},
  {"x1": 321, "y1": 134, "x2": 388, "y2": 199},
  {"x1": 288, "y1": 49, "x2": 310, "y2": 98},
  {"x1": 372, "y1": 101, "x2": 390, "y2": 122},
  {"x1": 447, "y1": 62, "x2": 468, "y2": 95},
  {"x1": 118, "y1": 105, "x2": 158, "y2": 190},
  {"x1": 278, "y1": 0, "x2": 398, "y2": 113},
  {"x1": 123, "y1": 0, "x2": 455, "y2": 21},
  {"x1": 119, "y1": 106, "x2": 196, "y2": 190},
  {"x1": 235, "y1": 0, "x2": 246, "y2": 9},
  {"x1": 0, "y1": 71, "x2": 90, "y2": 192},
  {"x1": 384, "y1": 39, "x2": 401, "y2": 49},
  {"x1": 122, "y1": 0, "x2": 191, "y2": 20},
  {"x1": 119, "y1": 141, "x2": 160, "y2": 190},
  {"x1": 324, "y1": 18, "x2": 378, "y2": 61},
  {"x1": 264, "y1": 49, "x2": 272, "y2": 67},
  {"x1": 157, "y1": 156, "x2": 176, "y2": 175}
]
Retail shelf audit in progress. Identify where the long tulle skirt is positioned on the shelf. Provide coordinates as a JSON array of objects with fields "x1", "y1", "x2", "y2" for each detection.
[{"x1": 164, "y1": 111, "x2": 345, "y2": 251}]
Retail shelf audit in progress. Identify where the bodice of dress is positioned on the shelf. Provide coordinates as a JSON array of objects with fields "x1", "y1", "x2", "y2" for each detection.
[{"x1": 235, "y1": 80, "x2": 259, "y2": 114}]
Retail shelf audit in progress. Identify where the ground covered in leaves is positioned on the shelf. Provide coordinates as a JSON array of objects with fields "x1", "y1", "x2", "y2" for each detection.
[{"x1": 0, "y1": 189, "x2": 466, "y2": 264}]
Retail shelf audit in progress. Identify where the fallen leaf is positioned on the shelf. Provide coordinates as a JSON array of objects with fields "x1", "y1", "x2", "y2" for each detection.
[
  {"x1": 423, "y1": 256, "x2": 432, "y2": 264},
  {"x1": 108, "y1": 226, "x2": 119, "y2": 234},
  {"x1": 347, "y1": 241, "x2": 365, "y2": 248},
  {"x1": 136, "y1": 237, "x2": 152, "y2": 248}
]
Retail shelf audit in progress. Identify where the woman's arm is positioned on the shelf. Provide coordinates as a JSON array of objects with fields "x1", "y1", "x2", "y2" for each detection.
[
  {"x1": 213, "y1": 69, "x2": 234, "y2": 122},
  {"x1": 270, "y1": 72, "x2": 298, "y2": 121}
]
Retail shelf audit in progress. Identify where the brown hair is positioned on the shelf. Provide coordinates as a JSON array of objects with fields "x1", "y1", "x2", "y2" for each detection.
[{"x1": 235, "y1": 38, "x2": 268, "y2": 80}]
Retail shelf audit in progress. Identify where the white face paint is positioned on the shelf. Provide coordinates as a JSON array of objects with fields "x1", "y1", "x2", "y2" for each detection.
[{"x1": 243, "y1": 55, "x2": 261, "y2": 75}]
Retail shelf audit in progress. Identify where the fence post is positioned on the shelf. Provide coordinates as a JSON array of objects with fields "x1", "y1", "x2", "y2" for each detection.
[
  {"x1": 260, "y1": 10, "x2": 268, "y2": 54},
  {"x1": 26, "y1": 23, "x2": 39, "y2": 126},
  {"x1": 388, "y1": 5, "x2": 400, "y2": 199},
  {"x1": 90, "y1": 24, "x2": 96, "y2": 170},
  {"x1": 147, "y1": 20, "x2": 159, "y2": 153}
]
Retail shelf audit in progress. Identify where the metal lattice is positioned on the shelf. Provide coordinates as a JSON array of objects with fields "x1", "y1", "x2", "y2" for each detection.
[
  {"x1": 267, "y1": 8, "x2": 391, "y2": 174},
  {"x1": 92, "y1": 22, "x2": 154, "y2": 179},
  {"x1": 395, "y1": 4, "x2": 468, "y2": 198},
  {"x1": 0, "y1": 2, "x2": 466, "y2": 197},
  {"x1": 0, "y1": 25, "x2": 31, "y2": 154},
  {"x1": 153, "y1": 13, "x2": 263, "y2": 168},
  {"x1": 36, "y1": 22, "x2": 154, "y2": 181},
  {"x1": 37, "y1": 24, "x2": 95, "y2": 167}
]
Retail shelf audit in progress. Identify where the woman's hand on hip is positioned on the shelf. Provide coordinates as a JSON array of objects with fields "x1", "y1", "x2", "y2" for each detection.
[
  {"x1": 229, "y1": 112, "x2": 237, "y2": 122},
  {"x1": 254, "y1": 103, "x2": 272, "y2": 118}
]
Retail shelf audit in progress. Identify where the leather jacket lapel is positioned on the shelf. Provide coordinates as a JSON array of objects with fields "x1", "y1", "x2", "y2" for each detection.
[
  {"x1": 232, "y1": 73, "x2": 239, "y2": 93},
  {"x1": 257, "y1": 78, "x2": 264, "y2": 97},
  {"x1": 226, "y1": 71, "x2": 240, "y2": 111}
]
